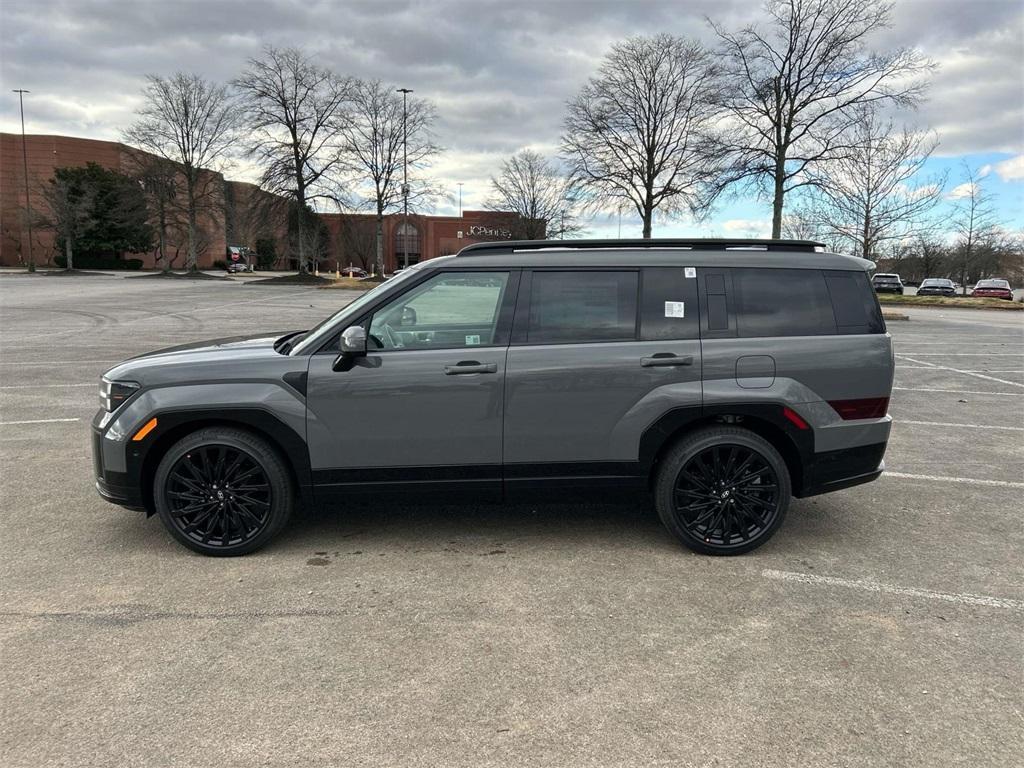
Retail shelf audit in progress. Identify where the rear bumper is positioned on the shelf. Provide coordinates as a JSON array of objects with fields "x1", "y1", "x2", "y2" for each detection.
[{"x1": 797, "y1": 442, "x2": 887, "y2": 498}]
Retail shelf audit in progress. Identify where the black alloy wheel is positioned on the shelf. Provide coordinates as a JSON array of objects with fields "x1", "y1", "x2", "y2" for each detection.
[
  {"x1": 166, "y1": 445, "x2": 271, "y2": 547},
  {"x1": 654, "y1": 426, "x2": 791, "y2": 555},
  {"x1": 153, "y1": 427, "x2": 292, "y2": 556}
]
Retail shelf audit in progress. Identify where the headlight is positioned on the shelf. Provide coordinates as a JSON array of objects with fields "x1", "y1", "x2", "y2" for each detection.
[{"x1": 100, "y1": 377, "x2": 140, "y2": 412}]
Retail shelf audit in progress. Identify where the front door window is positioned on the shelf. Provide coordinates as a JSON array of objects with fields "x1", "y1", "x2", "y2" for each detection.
[{"x1": 368, "y1": 271, "x2": 510, "y2": 350}]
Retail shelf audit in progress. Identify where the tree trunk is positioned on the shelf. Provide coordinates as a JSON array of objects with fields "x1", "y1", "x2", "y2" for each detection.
[
  {"x1": 186, "y1": 174, "x2": 198, "y2": 272},
  {"x1": 642, "y1": 207, "x2": 653, "y2": 239},
  {"x1": 862, "y1": 212, "x2": 871, "y2": 260},
  {"x1": 771, "y1": 164, "x2": 785, "y2": 239},
  {"x1": 65, "y1": 235, "x2": 74, "y2": 272},
  {"x1": 375, "y1": 206, "x2": 385, "y2": 277}
]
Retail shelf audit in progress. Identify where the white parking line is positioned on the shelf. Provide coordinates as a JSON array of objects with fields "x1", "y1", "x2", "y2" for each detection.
[
  {"x1": 0, "y1": 383, "x2": 94, "y2": 389},
  {"x1": 0, "y1": 418, "x2": 80, "y2": 425},
  {"x1": 884, "y1": 471, "x2": 1024, "y2": 488},
  {"x1": 762, "y1": 569, "x2": 1024, "y2": 611},
  {"x1": 896, "y1": 355, "x2": 1024, "y2": 388},
  {"x1": 897, "y1": 420, "x2": 1024, "y2": 431},
  {"x1": 893, "y1": 387, "x2": 1023, "y2": 397}
]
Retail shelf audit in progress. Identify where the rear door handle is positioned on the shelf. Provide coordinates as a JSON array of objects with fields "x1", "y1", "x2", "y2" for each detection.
[
  {"x1": 444, "y1": 361, "x2": 498, "y2": 375},
  {"x1": 641, "y1": 353, "x2": 694, "y2": 367}
]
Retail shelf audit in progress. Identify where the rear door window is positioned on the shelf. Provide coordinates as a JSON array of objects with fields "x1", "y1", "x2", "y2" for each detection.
[
  {"x1": 640, "y1": 268, "x2": 699, "y2": 340},
  {"x1": 525, "y1": 270, "x2": 638, "y2": 344},
  {"x1": 732, "y1": 268, "x2": 836, "y2": 337},
  {"x1": 823, "y1": 271, "x2": 886, "y2": 334}
]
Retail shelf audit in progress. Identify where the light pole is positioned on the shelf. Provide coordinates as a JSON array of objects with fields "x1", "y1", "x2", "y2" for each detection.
[
  {"x1": 12, "y1": 89, "x2": 34, "y2": 272},
  {"x1": 396, "y1": 87, "x2": 413, "y2": 269},
  {"x1": 457, "y1": 182, "x2": 463, "y2": 218}
]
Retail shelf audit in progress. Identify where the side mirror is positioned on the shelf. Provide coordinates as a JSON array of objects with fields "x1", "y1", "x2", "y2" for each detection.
[
  {"x1": 332, "y1": 326, "x2": 367, "y2": 372},
  {"x1": 399, "y1": 306, "x2": 418, "y2": 327}
]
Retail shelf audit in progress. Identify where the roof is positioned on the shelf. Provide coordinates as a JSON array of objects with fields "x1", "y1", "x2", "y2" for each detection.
[{"x1": 450, "y1": 238, "x2": 873, "y2": 271}]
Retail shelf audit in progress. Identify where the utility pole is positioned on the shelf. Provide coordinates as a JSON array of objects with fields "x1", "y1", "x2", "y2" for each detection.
[
  {"x1": 397, "y1": 87, "x2": 413, "y2": 270},
  {"x1": 457, "y1": 182, "x2": 463, "y2": 218},
  {"x1": 12, "y1": 89, "x2": 34, "y2": 272}
]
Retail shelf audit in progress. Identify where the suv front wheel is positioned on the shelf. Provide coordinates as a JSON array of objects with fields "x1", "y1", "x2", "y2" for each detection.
[
  {"x1": 153, "y1": 427, "x2": 293, "y2": 556},
  {"x1": 654, "y1": 426, "x2": 791, "y2": 555}
]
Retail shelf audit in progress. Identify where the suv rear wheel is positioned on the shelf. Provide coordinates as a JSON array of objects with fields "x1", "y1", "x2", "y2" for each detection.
[
  {"x1": 654, "y1": 426, "x2": 791, "y2": 555},
  {"x1": 153, "y1": 427, "x2": 293, "y2": 556}
]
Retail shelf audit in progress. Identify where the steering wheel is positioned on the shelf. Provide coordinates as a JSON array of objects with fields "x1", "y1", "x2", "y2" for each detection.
[{"x1": 382, "y1": 322, "x2": 403, "y2": 349}]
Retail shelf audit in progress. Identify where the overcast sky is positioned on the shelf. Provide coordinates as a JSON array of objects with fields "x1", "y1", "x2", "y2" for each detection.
[{"x1": 1, "y1": 0, "x2": 1021, "y2": 238}]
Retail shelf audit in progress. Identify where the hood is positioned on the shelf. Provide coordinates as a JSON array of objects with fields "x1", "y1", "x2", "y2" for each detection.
[{"x1": 103, "y1": 332, "x2": 299, "y2": 385}]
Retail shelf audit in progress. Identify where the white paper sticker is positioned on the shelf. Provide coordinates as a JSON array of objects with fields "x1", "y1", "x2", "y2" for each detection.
[
  {"x1": 684, "y1": 267, "x2": 697, "y2": 278},
  {"x1": 465, "y1": 334, "x2": 481, "y2": 346},
  {"x1": 664, "y1": 301, "x2": 686, "y2": 318}
]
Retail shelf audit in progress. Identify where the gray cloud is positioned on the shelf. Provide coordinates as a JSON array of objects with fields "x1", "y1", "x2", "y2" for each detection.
[{"x1": 2, "y1": 0, "x2": 1021, "y2": 216}]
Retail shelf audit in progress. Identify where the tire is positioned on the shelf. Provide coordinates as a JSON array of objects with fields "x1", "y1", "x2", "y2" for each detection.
[
  {"x1": 153, "y1": 427, "x2": 293, "y2": 556},
  {"x1": 653, "y1": 426, "x2": 791, "y2": 556}
]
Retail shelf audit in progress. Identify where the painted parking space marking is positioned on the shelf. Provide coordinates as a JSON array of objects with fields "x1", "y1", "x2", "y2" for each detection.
[
  {"x1": 762, "y1": 569, "x2": 1024, "y2": 611},
  {"x1": 0, "y1": 418, "x2": 80, "y2": 426},
  {"x1": 884, "y1": 471, "x2": 1024, "y2": 488},
  {"x1": 897, "y1": 420, "x2": 1024, "y2": 431},
  {"x1": 0, "y1": 383, "x2": 94, "y2": 390},
  {"x1": 896, "y1": 355, "x2": 1024, "y2": 388},
  {"x1": 893, "y1": 387, "x2": 1023, "y2": 397}
]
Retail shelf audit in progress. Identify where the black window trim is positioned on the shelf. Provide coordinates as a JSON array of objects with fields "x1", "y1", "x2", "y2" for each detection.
[{"x1": 511, "y1": 267, "x2": 642, "y2": 347}]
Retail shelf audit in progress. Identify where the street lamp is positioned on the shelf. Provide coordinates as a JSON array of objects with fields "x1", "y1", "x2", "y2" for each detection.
[
  {"x1": 12, "y1": 89, "x2": 34, "y2": 272},
  {"x1": 457, "y1": 182, "x2": 463, "y2": 218},
  {"x1": 396, "y1": 87, "x2": 413, "y2": 270}
]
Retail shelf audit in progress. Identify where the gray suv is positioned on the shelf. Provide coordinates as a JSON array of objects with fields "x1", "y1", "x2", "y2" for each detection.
[{"x1": 92, "y1": 239, "x2": 893, "y2": 557}]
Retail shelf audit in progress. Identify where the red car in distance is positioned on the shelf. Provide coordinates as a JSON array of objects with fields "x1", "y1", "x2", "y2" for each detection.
[{"x1": 971, "y1": 278, "x2": 1014, "y2": 300}]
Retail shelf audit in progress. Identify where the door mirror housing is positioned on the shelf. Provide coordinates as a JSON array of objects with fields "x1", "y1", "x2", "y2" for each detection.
[{"x1": 333, "y1": 326, "x2": 367, "y2": 372}]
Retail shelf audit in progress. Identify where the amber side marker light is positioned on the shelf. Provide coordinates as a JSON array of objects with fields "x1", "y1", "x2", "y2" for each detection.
[{"x1": 132, "y1": 417, "x2": 158, "y2": 442}]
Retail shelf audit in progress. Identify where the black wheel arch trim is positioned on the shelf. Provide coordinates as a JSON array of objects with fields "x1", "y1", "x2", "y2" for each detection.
[
  {"x1": 638, "y1": 402, "x2": 815, "y2": 495},
  {"x1": 119, "y1": 407, "x2": 312, "y2": 515}
]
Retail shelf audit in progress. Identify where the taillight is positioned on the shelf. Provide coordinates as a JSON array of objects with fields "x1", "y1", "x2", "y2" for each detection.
[{"x1": 828, "y1": 397, "x2": 889, "y2": 420}]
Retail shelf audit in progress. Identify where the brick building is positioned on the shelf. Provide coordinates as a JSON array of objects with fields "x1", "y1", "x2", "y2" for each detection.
[{"x1": 1, "y1": 132, "x2": 529, "y2": 272}]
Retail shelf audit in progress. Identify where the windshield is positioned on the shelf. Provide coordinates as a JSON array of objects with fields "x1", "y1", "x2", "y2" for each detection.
[
  {"x1": 288, "y1": 267, "x2": 426, "y2": 355},
  {"x1": 921, "y1": 279, "x2": 950, "y2": 287},
  {"x1": 977, "y1": 279, "x2": 1009, "y2": 288},
  {"x1": 874, "y1": 274, "x2": 899, "y2": 280}
]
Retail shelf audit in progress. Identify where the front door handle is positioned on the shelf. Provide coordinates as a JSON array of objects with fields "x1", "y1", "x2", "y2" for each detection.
[
  {"x1": 641, "y1": 353, "x2": 694, "y2": 368},
  {"x1": 444, "y1": 361, "x2": 498, "y2": 375}
]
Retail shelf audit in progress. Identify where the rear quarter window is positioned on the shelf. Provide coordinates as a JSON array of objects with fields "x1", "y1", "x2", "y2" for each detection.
[
  {"x1": 824, "y1": 270, "x2": 886, "y2": 334},
  {"x1": 732, "y1": 268, "x2": 837, "y2": 337}
]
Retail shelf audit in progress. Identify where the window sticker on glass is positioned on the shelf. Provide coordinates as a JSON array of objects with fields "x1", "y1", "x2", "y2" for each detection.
[
  {"x1": 465, "y1": 334, "x2": 481, "y2": 346},
  {"x1": 684, "y1": 267, "x2": 697, "y2": 278},
  {"x1": 664, "y1": 301, "x2": 685, "y2": 318}
]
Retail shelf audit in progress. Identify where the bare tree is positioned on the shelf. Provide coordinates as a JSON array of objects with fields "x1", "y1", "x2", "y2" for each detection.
[
  {"x1": 562, "y1": 35, "x2": 723, "y2": 238},
  {"x1": 485, "y1": 150, "x2": 581, "y2": 239},
  {"x1": 128, "y1": 153, "x2": 180, "y2": 272},
  {"x1": 804, "y1": 104, "x2": 945, "y2": 259},
  {"x1": 340, "y1": 79, "x2": 439, "y2": 276},
  {"x1": 124, "y1": 74, "x2": 237, "y2": 271},
  {"x1": 711, "y1": 0, "x2": 933, "y2": 238},
  {"x1": 336, "y1": 214, "x2": 378, "y2": 272},
  {"x1": 37, "y1": 172, "x2": 92, "y2": 271},
  {"x1": 234, "y1": 47, "x2": 353, "y2": 273},
  {"x1": 951, "y1": 163, "x2": 1000, "y2": 293}
]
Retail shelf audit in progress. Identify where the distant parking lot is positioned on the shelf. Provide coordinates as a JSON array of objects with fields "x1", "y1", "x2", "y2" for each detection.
[{"x1": 1, "y1": 273, "x2": 1022, "y2": 767}]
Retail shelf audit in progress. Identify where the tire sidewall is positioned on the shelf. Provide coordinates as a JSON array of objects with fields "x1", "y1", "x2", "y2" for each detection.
[
  {"x1": 655, "y1": 427, "x2": 791, "y2": 556},
  {"x1": 153, "y1": 428, "x2": 292, "y2": 556}
]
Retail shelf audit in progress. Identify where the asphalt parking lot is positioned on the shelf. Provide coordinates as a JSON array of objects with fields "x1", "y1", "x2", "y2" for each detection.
[{"x1": 1, "y1": 274, "x2": 1022, "y2": 767}]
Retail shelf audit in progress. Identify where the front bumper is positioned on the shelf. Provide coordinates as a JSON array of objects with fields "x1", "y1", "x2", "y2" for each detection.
[{"x1": 92, "y1": 425, "x2": 145, "y2": 510}]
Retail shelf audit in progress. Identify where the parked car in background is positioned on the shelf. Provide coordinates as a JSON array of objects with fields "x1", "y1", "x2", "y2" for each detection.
[
  {"x1": 92, "y1": 237, "x2": 893, "y2": 557},
  {"x1": 971, "y1": 278, "x2": 1014, "y2": 300},
  {"x1": 341, "y1": 265, "x2": 368, "y2": 278},
  {"x1": 871, "y1": 273, "x2": 904, "y2": 294},
  {"x1": 916, "y1": 278, "x2": 957, "y2": 297}
]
